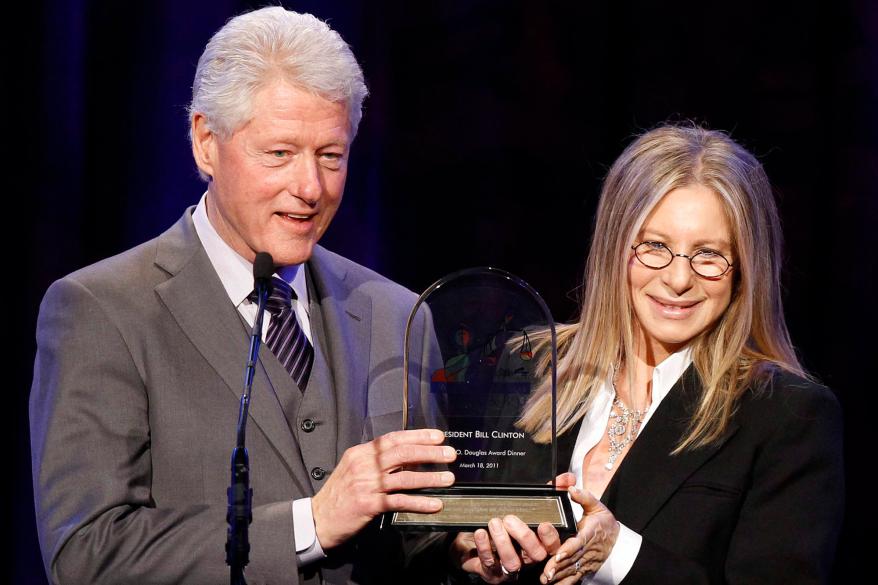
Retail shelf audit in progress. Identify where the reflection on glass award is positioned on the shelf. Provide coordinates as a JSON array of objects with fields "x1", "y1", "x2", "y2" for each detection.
[{"x1": 387, "y1": 267, "x2": 576, "y2": 533}]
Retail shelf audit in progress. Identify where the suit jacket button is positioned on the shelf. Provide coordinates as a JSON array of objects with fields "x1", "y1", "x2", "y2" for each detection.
[
  {"x1": 301, "y1": 419, "x2": 316, "y2": 432},
  {"x1": 310, "y1": 467, "x2": 326, "y2": 480}
]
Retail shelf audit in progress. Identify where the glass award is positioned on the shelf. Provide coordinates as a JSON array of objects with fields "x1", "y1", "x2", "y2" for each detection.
[{"x1": 386, "y1": 267, "x2": 576, "y2": 533}]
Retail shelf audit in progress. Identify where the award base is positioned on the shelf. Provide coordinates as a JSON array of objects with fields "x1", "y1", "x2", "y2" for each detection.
[{"x1": 382, "y1": 484, "x2": 577, "y2": 535}]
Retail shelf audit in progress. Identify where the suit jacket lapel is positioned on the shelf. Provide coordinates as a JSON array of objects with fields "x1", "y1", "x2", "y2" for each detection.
[
  {"x1": 306, "y1": 246, "x2": 372, "y2": 454},
  {"x1": 152, "y1": 211, "x2": 309, "y2": 494},
  {"x1": 600, "y1": 365, "x2": 739, "y2": 532}
]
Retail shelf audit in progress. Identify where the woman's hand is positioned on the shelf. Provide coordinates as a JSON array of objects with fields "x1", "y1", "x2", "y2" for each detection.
[
  {"x1": 450, "y1": 473, "x2": 577, "y2": 582},
  {"x1": 540, "y1": 487, "x2": 619, "y2": 584}
]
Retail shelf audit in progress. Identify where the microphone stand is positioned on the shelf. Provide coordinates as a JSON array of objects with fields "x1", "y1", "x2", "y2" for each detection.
[{"x1": 227, "y1": 272, "x2": 270, "y2": 585}]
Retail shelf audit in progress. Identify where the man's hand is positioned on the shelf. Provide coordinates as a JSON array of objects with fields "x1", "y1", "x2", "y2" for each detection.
[
  {"x1": 451, "y1": 519, "x2": 562, "y2": 583},
  {"x1": 450, "y1": 472, "x2": 577, "y2": 582},
  {"x1": 311, "y1": 428, "x2": 456, "y2": 549}
]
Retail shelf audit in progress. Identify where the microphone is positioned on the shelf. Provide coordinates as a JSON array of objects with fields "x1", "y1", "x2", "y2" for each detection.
[
  {"x1": 252, "y1": 252, "x2": 274, "y2": 300},
  {"x1": 227, "y1": 252, "x2": 274, "y2": 585}
]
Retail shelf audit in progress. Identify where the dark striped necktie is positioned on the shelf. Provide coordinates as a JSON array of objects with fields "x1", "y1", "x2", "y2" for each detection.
[{"x1": 250, "y1": 277, "x2": 314, "y2": 391}]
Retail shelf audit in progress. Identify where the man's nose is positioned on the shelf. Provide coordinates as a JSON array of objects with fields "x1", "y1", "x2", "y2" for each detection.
[{"x1": 289, "y1": 156, "x2": 322, "y2": 204}]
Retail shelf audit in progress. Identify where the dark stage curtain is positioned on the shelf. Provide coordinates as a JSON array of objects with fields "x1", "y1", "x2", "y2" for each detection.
[{"x1": 10, "y1": 1, "x2": 875, "y2": 582}]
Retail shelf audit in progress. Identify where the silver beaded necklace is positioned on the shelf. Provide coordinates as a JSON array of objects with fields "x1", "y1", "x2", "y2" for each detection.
[{"x1": 605, "y1": 370, "x2": 648, "y2": 470}]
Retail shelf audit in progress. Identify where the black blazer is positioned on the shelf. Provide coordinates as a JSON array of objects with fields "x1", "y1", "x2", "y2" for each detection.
[{"x1": 549, "y1": 365, "x2": 844, "y2": 584}]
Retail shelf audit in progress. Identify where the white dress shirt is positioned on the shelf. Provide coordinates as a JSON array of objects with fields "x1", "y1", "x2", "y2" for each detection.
[
  {"x1": 569, "y1": 348, "x2": 694, "y2": 584},
  {"x1": 192, "y1": 194, "x2": 325, "y2": 566}
]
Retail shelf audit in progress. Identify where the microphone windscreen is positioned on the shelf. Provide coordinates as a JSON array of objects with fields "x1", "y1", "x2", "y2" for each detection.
[{"x1": 253, "y1": 252, "x2": 274, "y2": 282}]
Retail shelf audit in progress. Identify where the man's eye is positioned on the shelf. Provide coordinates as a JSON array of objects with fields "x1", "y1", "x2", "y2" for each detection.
[
  {"x1": 320, "y1": 152, "x2": 345, "y2": 168},
  {"x1": 271, "y1": 150, "x2": 288, "y2": 158}
]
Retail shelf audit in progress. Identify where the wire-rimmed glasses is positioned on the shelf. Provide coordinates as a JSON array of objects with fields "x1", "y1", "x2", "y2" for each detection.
[{"x1": 631, "y1": 241, "x2": 733, "y2": 278}]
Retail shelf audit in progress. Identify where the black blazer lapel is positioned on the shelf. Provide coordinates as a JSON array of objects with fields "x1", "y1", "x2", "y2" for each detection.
[
  {"x1": 556, "y1": 418, "x2": 583, "y2": 476},
  {"x1": 600, "y1": 366, "x2": 739, "y2": 532}
]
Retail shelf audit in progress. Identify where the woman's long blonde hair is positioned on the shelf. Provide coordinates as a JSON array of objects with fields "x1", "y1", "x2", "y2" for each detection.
[{"x1": 518, "y1": 124, "x2": 805, "y2": 451}]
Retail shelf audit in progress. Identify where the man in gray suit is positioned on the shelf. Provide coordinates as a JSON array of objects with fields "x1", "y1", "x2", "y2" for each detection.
[{"x1": 30, "y1": 7, "x2": 457, "y2": 584}]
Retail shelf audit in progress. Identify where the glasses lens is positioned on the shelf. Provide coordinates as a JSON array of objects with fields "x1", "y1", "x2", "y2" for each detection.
[
  {"x1": 635, "y1": 242, "x2": 672, "y2": 268},
  {"x1": 691, "y1": 252, "x2": 730, "y2": 277}
]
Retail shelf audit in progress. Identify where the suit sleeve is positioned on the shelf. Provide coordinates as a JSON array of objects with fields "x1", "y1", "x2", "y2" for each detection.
[
  {"x1": 623, "y1": 383, "x2": 844, "y2": 584},
  {"x1": 30, "y1": 277, "x2": 300, "y2": 585}
]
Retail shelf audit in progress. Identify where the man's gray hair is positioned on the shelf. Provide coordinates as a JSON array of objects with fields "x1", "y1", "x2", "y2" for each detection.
[{"x1": 189, "y1": 7, "x2": 368, "y2": 141}]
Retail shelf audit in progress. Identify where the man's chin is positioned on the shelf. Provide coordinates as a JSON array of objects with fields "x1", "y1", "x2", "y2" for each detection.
[{"x1": 266, "y1": 245, "x2": 315, "y2": 268}]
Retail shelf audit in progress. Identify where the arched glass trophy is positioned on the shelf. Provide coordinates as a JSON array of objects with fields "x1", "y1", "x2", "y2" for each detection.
[{"x1": 387, "y1": 267, "x2": 576, "y2": 533}]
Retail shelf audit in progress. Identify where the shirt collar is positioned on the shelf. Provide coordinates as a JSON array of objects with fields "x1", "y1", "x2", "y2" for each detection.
[
  {"x1": 192, "y1": 193, "x2": 308, "y2": 309},
  {"x1": 651, "y1": 346, "x2": 693, "y2": 405},
  {"x1": 600, "y1": 346, "x2": 694, "y2": 404}
]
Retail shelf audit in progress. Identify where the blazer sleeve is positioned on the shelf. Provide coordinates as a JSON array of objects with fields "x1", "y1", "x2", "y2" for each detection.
[
  {"x1": 623, "y1": 380, "x2": 844, "y2": 584},
  {"x1": 30, "y1": 277, "x2": 300, "y2": 585}
]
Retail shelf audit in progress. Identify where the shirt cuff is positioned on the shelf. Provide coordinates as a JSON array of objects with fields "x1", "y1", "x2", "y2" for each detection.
[
  {"x1": 292, "y1": 497, "x2": 326, "y2": 567},
  {"x1": 584, "y1": 522, "x2": 641, "y2": 585}
]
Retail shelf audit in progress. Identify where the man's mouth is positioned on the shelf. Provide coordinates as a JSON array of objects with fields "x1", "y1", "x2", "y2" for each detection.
[{"x1": 277, "y1": 211, "x2": 316, "y2": 221}]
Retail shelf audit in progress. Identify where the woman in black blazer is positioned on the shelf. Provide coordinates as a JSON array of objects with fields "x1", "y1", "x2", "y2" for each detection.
[{"x1": 452, "y1": 125, "x2": 843, "y2": 584}]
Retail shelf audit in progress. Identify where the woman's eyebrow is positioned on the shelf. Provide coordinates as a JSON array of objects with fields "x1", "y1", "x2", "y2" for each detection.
[{"x1": 640, "y1": 230, "x2": 731, "y2": 250}]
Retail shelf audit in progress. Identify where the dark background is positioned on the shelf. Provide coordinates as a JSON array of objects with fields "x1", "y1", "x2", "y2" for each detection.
[{"x1": 9, "y1": 0, "x2": 875, "y2": 582}]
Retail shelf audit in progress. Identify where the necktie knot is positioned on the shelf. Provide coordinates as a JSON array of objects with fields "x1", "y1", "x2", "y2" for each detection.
[{"x1": 250, "y1": 277, "x2": 295, "y2": 317}]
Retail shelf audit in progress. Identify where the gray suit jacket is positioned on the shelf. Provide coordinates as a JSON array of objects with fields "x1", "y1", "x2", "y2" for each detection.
[{"x1": 30, "y1": 209, "x2": 440, "y2": 585}]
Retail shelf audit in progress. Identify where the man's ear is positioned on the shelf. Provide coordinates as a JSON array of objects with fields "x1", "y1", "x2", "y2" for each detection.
[{"x1": 191, "y1": 113, "x2": 217, "y2": 180}]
